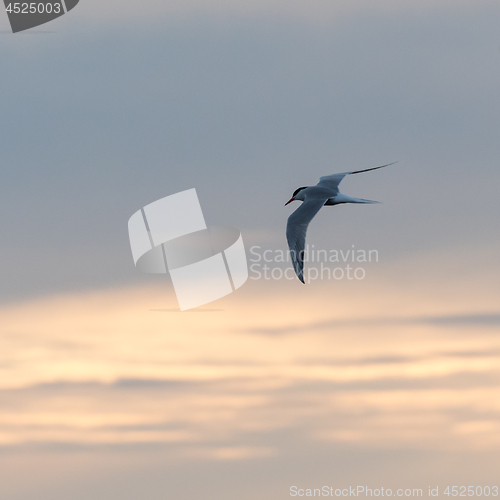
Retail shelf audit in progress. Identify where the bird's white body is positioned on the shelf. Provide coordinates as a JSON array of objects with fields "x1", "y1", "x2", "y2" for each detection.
[
  {"x1": 288, "y1": 184, "x2": 380, "y2": 206},
  {"x1": 285, "y1": 163, "x2": 395, "y2": 283}
]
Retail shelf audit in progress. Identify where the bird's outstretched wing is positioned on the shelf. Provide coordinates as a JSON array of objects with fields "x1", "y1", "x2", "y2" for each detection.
[
  {"x1": 317, "y1": 162, "x2": 397, "y2": 192},
  {"x1": 286, "y1": 196, "x2": 329, "y2": 283}
]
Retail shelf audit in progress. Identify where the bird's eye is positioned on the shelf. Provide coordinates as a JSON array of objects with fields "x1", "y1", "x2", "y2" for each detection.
[{"x1": 292, "y1": 187, "x2": 307, "y2": 197}]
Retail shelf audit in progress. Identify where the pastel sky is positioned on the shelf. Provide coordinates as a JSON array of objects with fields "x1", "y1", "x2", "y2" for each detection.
[{"x1": 1, "y1": 0, "x2": 500, "y2": 498}]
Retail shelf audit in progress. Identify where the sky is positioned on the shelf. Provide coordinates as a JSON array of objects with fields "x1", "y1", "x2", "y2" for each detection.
[{"x1": 1, "y1": 0, "x2": 500, "y2": 498}]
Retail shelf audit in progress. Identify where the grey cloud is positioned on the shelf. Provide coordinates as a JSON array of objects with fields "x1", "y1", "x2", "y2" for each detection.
[
  {"x1": 244, "y1": 313, "x2": 500, "y2": 336},
  {"x1": 1, "y1": 4, "x2": 500, "y2": 303},
  {"x1": 112, "y1": 378, "x2": 201, "y2": 390},
  {"x1": 426, "y1": 314, "x2": 500, "y2": 326},
  {"x1": 5, "y1": 367, "x2": 500, "y2": 399},
  {"x1": 1, "y1": 5, "x2": 500, "y2": 500}
]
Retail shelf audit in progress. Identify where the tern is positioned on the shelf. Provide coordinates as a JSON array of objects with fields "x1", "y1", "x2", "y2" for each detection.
[{"x1": 285, "y1": 162, "x2": 396, "y2": 283}]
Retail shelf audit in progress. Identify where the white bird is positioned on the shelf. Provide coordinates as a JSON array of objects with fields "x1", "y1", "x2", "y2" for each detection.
[{"x1": 285, "y1": 162, "x2": 396, "y2": 283}]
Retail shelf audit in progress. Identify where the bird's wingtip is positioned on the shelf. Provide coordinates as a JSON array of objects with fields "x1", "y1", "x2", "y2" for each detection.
[{"x1": 350, "y1": 161, "x2": 399, "y2": 176}]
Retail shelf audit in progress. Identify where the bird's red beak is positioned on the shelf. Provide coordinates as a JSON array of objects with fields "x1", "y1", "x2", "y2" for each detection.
[{"x1": 285, "y1": 198, "x2": 294, "y2": 206}]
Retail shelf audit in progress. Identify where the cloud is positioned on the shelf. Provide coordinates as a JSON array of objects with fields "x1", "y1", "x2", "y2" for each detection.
[
  {"x1": 244, "y1": 312, "x2": 500, "y2": 336},
  {"x1": 1, "y1": 3, "x2": 500, "y2": 496},
  {"x1": 1, "y1": 374, "x2": 500, "y2": 452},
  {"x1": 0, "y1": 283, "x2": 499, "y2": 454},
  {"x1": 426, "y1": 314, "x2": 500, "y2": 326},
  {"x1": 2, "y1": 0, "x2": 500, "y2": 306},
  {"x1": 72, "y1": 0, "x2": 498, "y2": 26}
]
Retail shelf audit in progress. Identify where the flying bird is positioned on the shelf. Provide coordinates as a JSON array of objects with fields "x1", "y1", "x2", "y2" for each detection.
[{"x1": 285, "y1": 162, "x2": 396, "y2": 283}]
